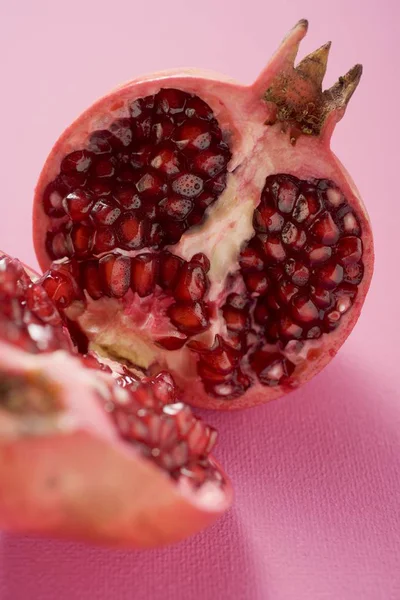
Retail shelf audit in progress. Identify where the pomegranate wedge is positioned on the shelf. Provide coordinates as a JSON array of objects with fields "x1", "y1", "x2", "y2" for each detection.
[{"x1": 0, "y1": 254, "x2": 231, "y2": 547}]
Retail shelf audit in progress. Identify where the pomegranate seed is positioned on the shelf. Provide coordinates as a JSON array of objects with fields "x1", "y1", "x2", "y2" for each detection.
[
  {"x1": 91, "y1": 199, "x2": 121, "y2": 226},
  {"x1": 342, "y1": 211, "x2": 361, "y2": 235},
  {"x1": 254, "y1": 297, "x2": 269, "y2": 324},
  {"x1": 62, "y1": 189, "x2": 94, "y2": 221},
  {"x1": 260, "y1": 236, "x2": 286, "y2": 263},
  {"x1": 152, "y1": 117, "x2": 175, "y2": 142},
  {"x1": 40, "y1": 270, "x2": 79, "y2": 309},
  {"x1": 307, "y1": 326, "x2": 322, "y2": 339},
  {"x1": 99, "y1": 253, "x2": 131, "y2": 298},
  {"x1": 159, "y1": 252, "x2": 184, "y2": 288},
  {"x1": 155, "y1": 336, "x2": 188, "y2": 350},
  {"x1": 279, "y1": 316, "x2": 303, "y2": 340},
  {"x1": 109, "y1": 118, "x2": 133, "y2": 147},
  {"x1": 150, "y1": 144, "x2": 181, "y2": 175},
  {"x1": 174, "y1": 263, "x2": 208, "y2": 302},
  {"x1": 336, "y1": 236, "x2": 363, "y2": 264},
  {"x1": 129, "y1": 97, "x2": 149, "y2": 118},
  {"x1": 277, "y1": 179, "x2": 298, "y2": 213},
  {"x1": 46, "y1": 230, "x2": 72, "y2": 260},
  {"x1": 70, "y1": 224, "x2": 94, "y2": 257},
  {"x1": 308, "y1": 243, "x2": 332, "y2": 265},
  {"x1": 317, "y1": 261, "x2": 344, "y2": 289},
  {"x1": 130, "y1": 145, "x2": 152, "y2": 169},
  {"x1": 197, "y1": 362, "x2": 232, "y2": 383},
  {"x1": 117, "y1": 213, "x2": 147, "y2": 249},
  {"x1": 42, "y1": 179, "x2": 67, "y2": 217},
  {"x1": 152, "y1": 371, "x2": 177, "y2": 404},
  {"x1": 277, "y1": 281, "x2": 299, "y2": 304},
  {"x1": 168, "y1": 301, "x2": 209, "y2": 335},
  {"x1": 311, "y1": 286, "x2": 332, "y2": 309},
  {"x1": 159, "y1": 196, "x2": 193, "y2": 221},
  {"x1": 173, "y1": 404, "x2": 195, "y2": 436},
  {"x1": 117, "y1": 165, "x2": 136, "y2": 183},
  {"x1": 343, "y1": 262, "x2": 364, "y2": 285},
  {"x1": 88, "y1": 130, "x2": 115, "y2": 154},
  {"x1": 87, "y1": 179, "x2": 113, "y2": 197},
  {"x1": 173, "y1": 119, "x2": 212, "y2": 150},
  {"x1": 243, "y1": 271, "x2": 269, "y2": 295},
  {"x1": 325, "y1": 185, "x2": 345, "y2": 207},
  {"x1": 131, "y1": 254, "x2": 158, "y2": 297},
  {"x1": 80, "y1": 260, "x2": 103, "y2": 300},
  {"x1": 222, "y1": 306, "x2": 248, "y2": 332},
  {"x1": 192, "y1": 147, "x2": 230, "y2": 177},
  {"x1": 291, "y1": 295, "x2": 319, "y2": 323},
  {"x1": 93, "y1": 227, "x2": 117, "y2": 254},
  {"x1": 172, "y1": 173, "x2": 204, "y2": 198},
  {"x1": 191, "y1": 253, "x2": 210, "y2": 272},
  {"x1": 200, "y1": 338, "x2": 238, "y2": 374},
  {"x1": 155, "y1": 88, "x2": 188, "y2": 115},
  {"x1": 136, "y1": 170, "x2": 167, "y2": 199},
  {"x1": 185, "y1": 96, "x2": 213, "y2": 120},
  {"x1": 113, "y1": 185, "x2": 141, "y2": 210},
  {"x1": 310, "y1": 211, "x2": 340, "y2": 245},
  {"x1": 251, "y1": 350, "x2": 295, "y2": 386},
  {"x1": 186, "y1": 421, "x2": 211, "y2": 454},
  {"x1": 59, "y1": 172, "x2": 86, "y2": 190},
  {"x1": 148, "y1": 222, "x2": 164, "y2": 247},
  {"x1": 254, "y1": 206, "x2": 285, "y2": 233},
  {"x1": 334, "y1": 284, "x2": 357, "y2": 313},
  {"x1": 239, "y1": 245, "x2": 264, "y2": 270},
  {"x1": 94, "y1": 157, "x2": 116, "y2": 178},
  {"x1": 25, "y1": 284, "x2": 62, "y2": 326},
  {"x1": 284, "y1": 259, "x2": 309, "y2": 286},
  {"x1": 60, "y1": 150, "x2": 93, "y2": 174}
]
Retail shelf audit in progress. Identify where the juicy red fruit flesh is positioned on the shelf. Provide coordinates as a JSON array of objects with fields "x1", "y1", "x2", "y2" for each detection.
[
  {"x1": 40, "y1": 172, "x2": 364, "y2": 401},
  {"x1": 242, "y1": 174, "x2": 364, "y2": 343},
  {"x1": 191, "y1": 174, "x2": 364, "y2": 398},
  {"x1": 42, "y1": 89, "x2": 231, "y2": 258}
]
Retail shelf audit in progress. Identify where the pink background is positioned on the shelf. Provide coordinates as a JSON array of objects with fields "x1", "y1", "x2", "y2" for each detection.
[{"x1": 0, "y1": 1, "x2": 399, "y2": 598}]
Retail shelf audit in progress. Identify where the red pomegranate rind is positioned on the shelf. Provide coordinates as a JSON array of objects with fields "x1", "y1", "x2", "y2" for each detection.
[
  {"x1": 0, "y1": 256, "x2": 231, "y2": 546},
  {"x1": 32, "y1": 20, "x2": 373, "y2": 410}
]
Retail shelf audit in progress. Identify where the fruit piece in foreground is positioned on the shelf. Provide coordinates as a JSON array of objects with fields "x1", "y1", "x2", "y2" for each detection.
[
  {"x1": 33, "y1": 20, "x2": 373, "y2": 410},
  {"x1": 0, "y1": 253, "x2": 231, "y2": 547}
]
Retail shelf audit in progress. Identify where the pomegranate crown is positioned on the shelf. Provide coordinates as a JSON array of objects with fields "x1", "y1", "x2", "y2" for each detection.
[{"x1": 259, "y1": 19, "x2": 362, "y2": 140}]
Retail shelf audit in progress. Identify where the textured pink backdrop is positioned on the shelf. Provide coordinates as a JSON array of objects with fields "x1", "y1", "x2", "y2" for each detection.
[{"x1": 0, "y1": 1, "x2": 399, "y2": 599}]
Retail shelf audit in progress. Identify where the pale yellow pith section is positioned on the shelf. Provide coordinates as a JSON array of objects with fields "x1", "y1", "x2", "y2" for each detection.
[{"x1": 77, "y1": 300, "x2": 160, "y2": 369}]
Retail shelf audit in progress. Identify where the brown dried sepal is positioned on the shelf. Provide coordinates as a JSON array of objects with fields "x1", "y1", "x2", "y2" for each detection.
[{"x1": 264, "y1": 41, "x2": 362, "y2": 141}]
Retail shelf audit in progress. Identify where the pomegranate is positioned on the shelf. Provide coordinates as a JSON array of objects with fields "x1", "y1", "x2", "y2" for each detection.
[
  {"x1": 32, "y1": 20, "x2": 373, "y2": 410},
  {"x1": 0, "y1": 253, "x2": 231, "y2": 547}
]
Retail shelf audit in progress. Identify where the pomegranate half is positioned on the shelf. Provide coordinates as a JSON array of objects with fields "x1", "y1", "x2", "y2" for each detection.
[
  {"x1": 0, "y1": 253, "x2": 231, "y2": 547},
  {"x1": 33, "y1": 19, "x2": 373, "y2": 410}
]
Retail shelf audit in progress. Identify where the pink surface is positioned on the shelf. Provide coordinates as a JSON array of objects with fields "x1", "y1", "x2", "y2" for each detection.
[{"x1": 0, "y1": 1, "x2": 399, "y2": 599}]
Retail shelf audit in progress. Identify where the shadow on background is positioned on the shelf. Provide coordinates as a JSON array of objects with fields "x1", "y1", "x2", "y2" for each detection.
[{"x1": 1, "y1": 356, "x2": 399, "y2": 600}]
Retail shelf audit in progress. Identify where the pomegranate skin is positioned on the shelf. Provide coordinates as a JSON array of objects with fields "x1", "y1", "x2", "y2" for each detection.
[{"x1": 32, "y1": 20, "x2": 374, "y2": 410}]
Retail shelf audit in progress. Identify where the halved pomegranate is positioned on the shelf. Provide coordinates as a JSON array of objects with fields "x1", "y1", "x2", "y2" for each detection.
[
  {"x1": 0, "y1": 253, "x2": 231, "y2": 547},
  {"x1": 32, "y1": 20, "x2": 373, "y2": 410}
]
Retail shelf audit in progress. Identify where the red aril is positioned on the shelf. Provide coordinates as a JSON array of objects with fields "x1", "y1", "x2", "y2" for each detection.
[{"x1": 31, "y1": 20, "x2": 373, "y2": 412}]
